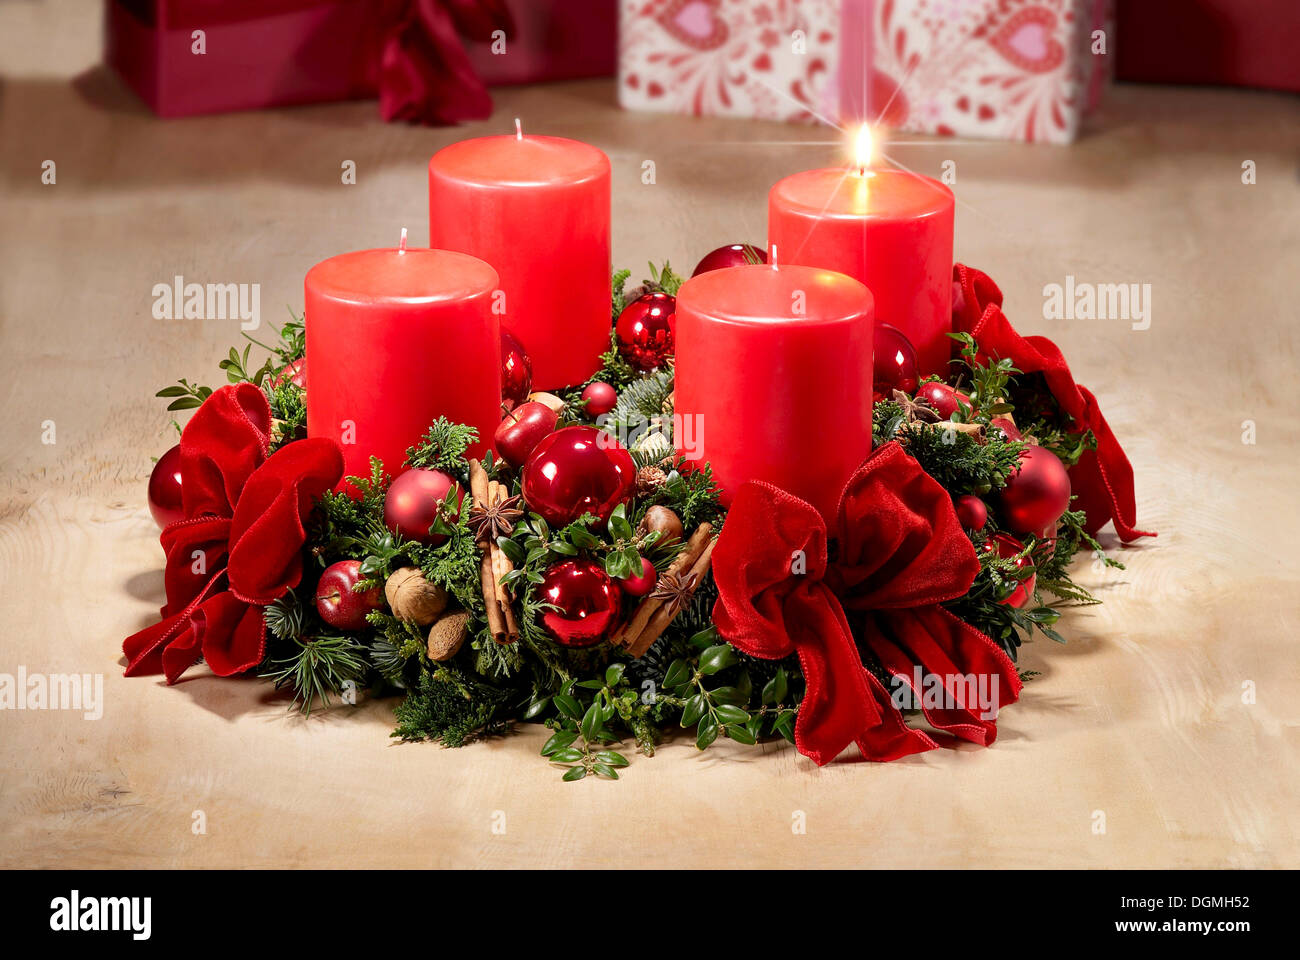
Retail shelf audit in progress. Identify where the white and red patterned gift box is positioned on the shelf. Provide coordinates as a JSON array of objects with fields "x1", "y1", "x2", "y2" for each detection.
[{"x1": 618, "y1": 0, "x2": 1111, "y2": 144}]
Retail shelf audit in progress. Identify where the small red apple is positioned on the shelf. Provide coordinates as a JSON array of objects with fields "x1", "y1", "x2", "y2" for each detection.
[
  {"x1": 383, "y1": 468, "x2": 462, "y2": 545},
  {"x1": 582, "y1": 381, "x2": 618, "y2": 417},
  {"x1": 314, "y1": 559, "x2": 383, "y2": 630},
  {"x1": 620, "y1": 556, "x2": 657, "y2": 597},
  {"x1": 494, "y1": 401, "x2": 558, "y2": 467},
  {"x1": 918, "y1": 381, "x2": 969, "y2": 420},
  {"x1": 271, "y1": 357, "x2": 306, "y2": 390}
]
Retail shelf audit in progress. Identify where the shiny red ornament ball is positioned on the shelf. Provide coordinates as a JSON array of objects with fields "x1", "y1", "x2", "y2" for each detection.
[
  {"x1": 983, "y1": 533, "x2": 1036, "y2": 608},
  {"x1": 918, "y1": 381, "x2": 969, "y2": 420},
  {"x1": 538, "y1": 558, "x2": 624, "y2": 647},
  {"x1": 691, "y1": 243, "x2": 767, "y2": 276},
  {"x1": 148, "y1": 444, "x2": 185, "y2": 529},
  {"x1": 521, "y1": 425, "x2": 636, "y2": 528},
  {"x1": 872, "y1": 323, "x2": 919, "y2": 401},
  {"x1": 500, "y1": 328, "x2": 533, "y2": 409},
  {"x1": 582, "y1": 381, "x2": 618, "y2": 417},
  {"x1": 620, "y1": 556, "x2": 658, "y2": 597},
  {"x1": 383, "y1": 468, "x2": 462, "y2": 546},
  {"x1": 955, "y1": 494, "x2": 988, "y2": 531},
  {"x1": 615, "y1": 292, "x2": 675, "y2": 371},
  {"x1": 999, "y1": 445, "x2": 1071, "y2": 535},
  {"x1": 990, "y1": 416, "x2": 1023, "y2": 442}
]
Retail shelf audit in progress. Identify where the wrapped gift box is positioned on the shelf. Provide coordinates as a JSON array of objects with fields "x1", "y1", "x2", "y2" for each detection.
[
  {"x1": 106, "y1": 0, "x2": 617, "y2": 120},
  {"x1": 619, "y1": 0, "x2": 1111, "y2": 143},
  {"x1": 1115, "y1": 0, "x2": 1300, "y2": 93}
]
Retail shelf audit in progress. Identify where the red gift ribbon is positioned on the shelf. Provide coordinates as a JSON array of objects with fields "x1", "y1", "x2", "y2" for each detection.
[
  {"x1": 952, "y1": 263, "x2": 1156, "y2": 542},
  {"x1": 123, "y1": 384, "x2": 343, "y2": 683},
  {"x1": 712, "y1": 442, "x2": 1022, "y2": 766},
  {"x1": 122, "y1": 0, "x2": 515, "y2": 124}
]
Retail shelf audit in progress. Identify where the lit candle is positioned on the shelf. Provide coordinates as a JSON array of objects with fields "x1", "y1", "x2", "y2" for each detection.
[
  {"x1": 305, "y1": 238, "x2": 501, "y2": 485},
  {"x1": 768, "y1": 126, "x2": 955, "y2": 376},
  {"x1": 429, "y1": 122, "x2": 611, "y2": 390},
  {"x1": 674, "y1": 255, "x2": 874, "y2": 523}
]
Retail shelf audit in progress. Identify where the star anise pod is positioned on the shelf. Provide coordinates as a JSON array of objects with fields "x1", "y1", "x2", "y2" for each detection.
[
  {"x1": 649, "y1": 571, "x2": 699, "y2": 618},
  {"x1": 467, "y1": 494, "x2": 523, "y2": 543},
  {"x1": 892, "y1": 389, "x2": 941, "y2": 424}
]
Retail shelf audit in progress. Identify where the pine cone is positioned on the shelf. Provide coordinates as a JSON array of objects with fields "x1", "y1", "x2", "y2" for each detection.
[{"x1": 636, "y1": 465, "x2": 668, "y2": 497}]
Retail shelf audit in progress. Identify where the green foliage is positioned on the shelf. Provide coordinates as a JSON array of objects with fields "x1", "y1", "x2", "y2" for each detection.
[
  {"x1": 404, "y1": 418, "x2": 478, "y2": 472},
  {"x1": 392, "y1": 666, "x2": 517, "y2": 747},
  {"x1": 262, "y1": 634, "x2": 367, "y2": 715}
]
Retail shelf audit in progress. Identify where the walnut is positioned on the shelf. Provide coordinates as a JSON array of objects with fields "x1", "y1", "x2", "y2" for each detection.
[
  {"x1": 384, "y1": 567, "x2": 447, "y2": 625},
  {"x1": 426, "y1": 610, "x2": 471, "y2": 662}
]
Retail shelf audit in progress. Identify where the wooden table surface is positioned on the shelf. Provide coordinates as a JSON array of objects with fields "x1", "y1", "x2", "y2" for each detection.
[{"x1": 3, "y1": 8, "x2": 1299, "y2": 868}]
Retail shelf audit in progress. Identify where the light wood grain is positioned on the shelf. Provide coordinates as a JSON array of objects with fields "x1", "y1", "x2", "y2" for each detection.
[{"x1": 2, "y1": 6, "x2": 1298, "y2": 868}]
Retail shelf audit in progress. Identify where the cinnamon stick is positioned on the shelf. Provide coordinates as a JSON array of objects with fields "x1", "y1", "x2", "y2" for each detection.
[
  {"x1": 489, "y1": 481, "x2": 520, "y2": 642},
  {"x1": 469, "y1": 459, "x2": 507, "y2": 643},
  {"x1": 611, "y1": 522, "x2": 713, "y2": 650},
  {"x1": 625, "y1": 536, "x2": 716, "y2": 657}
]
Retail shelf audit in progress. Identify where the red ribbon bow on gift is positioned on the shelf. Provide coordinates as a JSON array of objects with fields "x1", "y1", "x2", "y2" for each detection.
[
  {"x1": 379, "y1": 0, "x2": 516, "y2": 123},
  {"x1": 712, "y1": 442, "x2": 1022, "y2": 766},
  {"x1": 123, "y1": 384, "x2": 343, "y2": 683},
  {"x1": 952, "y1": 263, "x2": 1155, "y2": 542}
]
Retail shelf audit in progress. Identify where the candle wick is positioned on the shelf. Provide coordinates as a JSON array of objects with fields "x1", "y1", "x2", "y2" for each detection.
[
  {"x1": 399, "y1": 227, "x2": 408, "y2": 253},
  {"x1": 514, "y1": 117, "x2": 523, "y2": 141},
  {"x1": 769, "y1": 244, "x2": 778, "y2": 270}
]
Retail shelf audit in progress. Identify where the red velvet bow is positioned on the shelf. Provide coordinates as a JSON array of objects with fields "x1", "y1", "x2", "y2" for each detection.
[
  {"x1": 712, "y1": 442, "x2": 1022, "y2": 766},
  {"x1": 952, "y1": 264, "x2": 1155, "y2": 542},
  {"x1": 379, "y1": 0, "x2": 515, "y2": 124},
  {"x1": 124, "y1": 384, "x2": 343, "y2": 683}
]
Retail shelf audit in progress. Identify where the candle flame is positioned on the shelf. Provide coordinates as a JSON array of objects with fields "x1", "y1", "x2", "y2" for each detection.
[{"x1": 852, "y1": 125, "x2": 874, "y2": 174}]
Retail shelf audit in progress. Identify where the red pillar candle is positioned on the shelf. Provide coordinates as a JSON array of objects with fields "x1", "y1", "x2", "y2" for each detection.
[
  {"x1": 768, "y1": 163, "x2": 954, "y2": 377},
  {"x1": 305, "y1": 244, "x2": 501, "y2": 484},
  {"x1": 429, "y1": 128, "x2": 611, "y2": 390},
  {"x1": 675, "y1": 263, "x2": 874, "y2": 524}
]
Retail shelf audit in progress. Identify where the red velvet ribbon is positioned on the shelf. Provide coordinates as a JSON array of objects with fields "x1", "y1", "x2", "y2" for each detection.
[
  {"x1": 712, "y1": 442, "x2": 1022, "y2": 766},
  {"x1": 123, "y1": 384, "x2": 343, "y2": 683},
  {"x1": 126, "y1": 0, "x2": 515, "y2": 125},
  {"x1": 378, "y1": 0, "x2": 515, "y2": 124},
  {"x1": 951, "y1": 264, "x2": 1156, "y2": 542}
]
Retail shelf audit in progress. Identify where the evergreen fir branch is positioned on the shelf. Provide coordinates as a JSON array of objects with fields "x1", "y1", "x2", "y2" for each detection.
[
  {"x1": 262, "y1": 634, "x2": 367, "y2": 715},
  {"x1": 404, "y1": 418, "x2": 478, "y2": 472},
  {"x1": 611, "y1": 268, "x2": 633, "y2": 317}
]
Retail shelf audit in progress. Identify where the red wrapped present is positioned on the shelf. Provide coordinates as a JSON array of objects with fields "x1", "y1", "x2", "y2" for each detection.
[
  {"x1": 1115, "y1": 0, "x2": 1300, "y2": 93},
  {"x1": 619, "y1": 0, "x2": 1113, "y2": 144},
  {"x1": 105, "y1": 0, "x2": 617, "y2": 124}
]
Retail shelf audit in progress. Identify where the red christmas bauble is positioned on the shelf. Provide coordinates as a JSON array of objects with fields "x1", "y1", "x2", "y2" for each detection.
[
  {"x1": 383, "y1": 468, "x2": 463, "y2": 546},
  {"x1": 500, "y1": 328, "x2": 533, "y2": 409},
  {"x1": 615, "y1": 293, "x2": 675, "y2": 371},
  {"x1": 918, "y1": 381, "x2": 969, "y2": 419},
  {"x1": 582, "y1": 381, "x2": 618, "y2": 417},
  {"x1": 148, "y1": 444, "x2": 185, "y2": 529},
  {"x1": 999, "y1": 445, "x2": 1071, "y2": 535},
  {"x1": 521, "y1": 425, "x2": 636, "y2": 527},
  {"x1": 872, "y1": 323, "x2": 919, "y2": 401},
  {"x1": 691, "y1": 243, "x2": 767, "y2": 276},
  {"x1": 621, "y1": 556, "x2": 657, "y2": 597},
  {"x1": 983, "y1": 533, "x2": 1036, "y2": 608},
  {"x1": 538, "y1": 559, "x2": 623, "y2": 647},
  {"x1": 990, "y1": 416, "x2": 1022, "y2": 442},
  {"x1": 955, "y1": 494, "x2": 988, "y2": 531}
]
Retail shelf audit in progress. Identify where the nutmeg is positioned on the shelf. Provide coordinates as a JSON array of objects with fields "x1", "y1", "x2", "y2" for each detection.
[
  {"x1": 426, "y1": 610, "x2": 471, "y2": 661},
  {"x1": 384, "y1": 567, "x2": 447, "y2": 625},
  {"x1": 639, "y1": 505, "x2": 684, "y2": 544}
]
